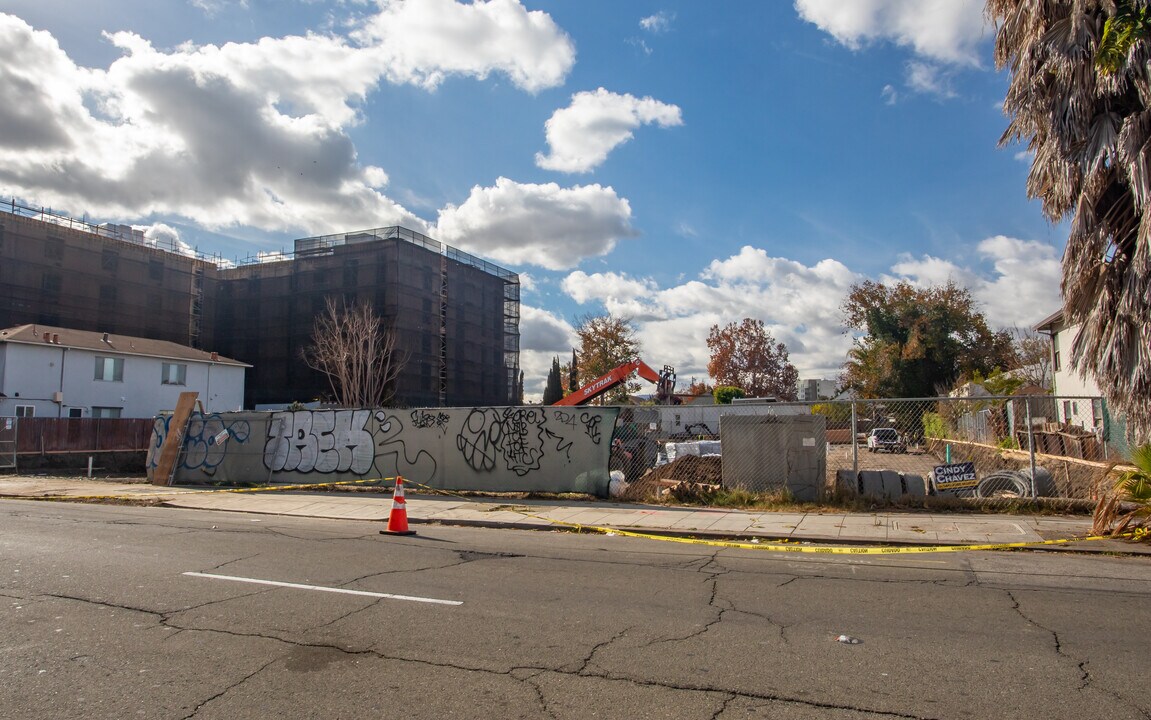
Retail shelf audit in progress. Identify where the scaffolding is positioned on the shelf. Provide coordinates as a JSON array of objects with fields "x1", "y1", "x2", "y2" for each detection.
[{"x1": 1, "y1": 202, "x2": 521, "y2": 409}]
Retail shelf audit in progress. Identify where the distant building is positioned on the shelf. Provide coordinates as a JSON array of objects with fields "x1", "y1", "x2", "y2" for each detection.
[
  {"x1": 797, "y1": 378, "x2": 837, "y2": 402},
  {"x1": 0, "y1": 202, "x2": 520, "y2": 408},
  {"x1": 0, "y1": 324, "x2": 247, "y2": 418},
  {"x1": 1034, "y1": 309, "x2": 1129, "y2": 451}
]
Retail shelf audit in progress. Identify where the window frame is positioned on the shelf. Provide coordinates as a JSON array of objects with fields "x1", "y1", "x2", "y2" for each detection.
[
  {"x1": 94, "y1": 356, "x2": 124, "y2": 382},
  {"x1": 161, "y1": 362, "x2": 188, "y2": 386}
]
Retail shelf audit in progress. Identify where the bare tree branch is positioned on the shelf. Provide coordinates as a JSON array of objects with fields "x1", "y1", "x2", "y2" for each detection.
[{"x1": 301, "y1": 297, "x2": 409, "y2": 407}]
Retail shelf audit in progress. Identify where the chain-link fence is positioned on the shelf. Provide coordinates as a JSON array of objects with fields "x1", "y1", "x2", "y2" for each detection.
[
  {"x1": 616, "y1": 395, "x2": 1127, "y2": 502},
  {"x1": 0, "y1": 417, "x2": 16, "y2": 470}
]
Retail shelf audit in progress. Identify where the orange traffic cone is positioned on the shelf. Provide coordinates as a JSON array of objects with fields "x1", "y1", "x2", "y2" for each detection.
[{"x1": 380, "y1": 475, "x2": 416, "y2": 536}]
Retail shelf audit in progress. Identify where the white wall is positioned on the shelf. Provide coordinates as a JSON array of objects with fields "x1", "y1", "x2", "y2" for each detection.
[
  {"x1": 0, "y1": 343, "x2": 245, "y2": 418},
  {"x1": 1047, "y1": 322, "x2": 1104, "y2": 428}
]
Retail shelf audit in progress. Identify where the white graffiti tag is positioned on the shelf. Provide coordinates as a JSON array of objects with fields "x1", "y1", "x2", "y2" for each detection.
[{"x1": 264, "y1": 410, "x2": 374, "y2": 474}]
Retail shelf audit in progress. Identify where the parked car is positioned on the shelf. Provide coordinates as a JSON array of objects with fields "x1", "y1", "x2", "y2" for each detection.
[{"x1": 867, "y1": 427, "x2": 906, "y2": 453}]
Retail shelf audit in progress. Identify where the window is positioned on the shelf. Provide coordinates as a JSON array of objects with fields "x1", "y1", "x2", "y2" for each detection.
[
  {"x1": 101, "y1": 248, "x2": 119, "y2": 272},
  {"x1": 15, "y1": 405, "x2": 34, "y2": 418},
  {"x1": 1052, "y1": 334, "x2": 1062, "y2": 372},
  {"x1": 161, "y1": 362, "x2": 187, "y2": 386},
  {"x1": 67, "y1": 408, "x2": 84, "y2": 418},
  {"x1": 91, "y1": 407, "x2": 122, "y2": 419},
  {"x1": 99, "y1": 284, "x2": 118, "y2": 303},
  {"x1": 44, "y1": 237, "x2": 63, "y2": 260},
  {"x1": 343, "y1": 260, "x2": 359, "y2": 286},
  {"x1": 41, "y1": 272, "x2": 62, "y2": 294},
  {"x1": 148, "y1": 259, "x2": 164, "y2": 281},
  {"x1": 94, "y1": 356, "x2": 124, "y2": 382}
]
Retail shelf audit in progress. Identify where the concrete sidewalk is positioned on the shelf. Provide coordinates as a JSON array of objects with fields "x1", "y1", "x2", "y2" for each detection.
[{"x1": 0, "y1": 475, "x2": 1145, "y2": 553}]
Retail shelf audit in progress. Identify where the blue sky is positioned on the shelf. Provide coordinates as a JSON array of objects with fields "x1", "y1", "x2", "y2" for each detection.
[{"x1": 0, "y1": 1, "x2": 1067, "y2": 399}]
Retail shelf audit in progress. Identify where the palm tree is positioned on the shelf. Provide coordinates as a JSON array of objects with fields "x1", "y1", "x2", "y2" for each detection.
[
  {"x1": 1092, "y1": 443, "x2": 1151, "y2": 538},
  {"x1": 989, "y1": 0, "x2": 1151, "y2": 443}
]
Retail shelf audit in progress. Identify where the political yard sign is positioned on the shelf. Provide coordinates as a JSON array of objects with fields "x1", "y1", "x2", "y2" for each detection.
[{"x1": 932, "y1": 462, "x2": 977, "y2": 491}]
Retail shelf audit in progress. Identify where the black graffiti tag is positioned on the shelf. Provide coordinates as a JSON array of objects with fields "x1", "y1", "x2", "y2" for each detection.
[
  {"x1": 500, "y1": 408, "x2": 545, "y2": 476},
  {"x1": 457, "y1": 408, "x2": 502, "y2": 472},
  {"x1": 580, "y1": 412, "x2": 603, "y2": 444},
  {"x1": 410, "y1": 409, "x2": 450, "y2": 433}
]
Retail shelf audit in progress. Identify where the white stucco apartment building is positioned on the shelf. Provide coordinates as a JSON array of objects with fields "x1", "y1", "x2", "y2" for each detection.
[
  {"x1": 1034, "y1": 309, "x2": 1131, "y2": 452},
  {"x1": 0, "y1": 324, "x2": 248, "y2": 419}
]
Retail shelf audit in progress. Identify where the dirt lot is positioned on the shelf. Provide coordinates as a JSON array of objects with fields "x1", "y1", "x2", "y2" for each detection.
[{"x1": 626, "y1": 443, "x2": 944, "y2": 497}]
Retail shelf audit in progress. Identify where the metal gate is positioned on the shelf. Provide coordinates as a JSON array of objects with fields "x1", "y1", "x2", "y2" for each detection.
[{"x1": 0, "y1": 416, "x2": 16, "y2": 470}]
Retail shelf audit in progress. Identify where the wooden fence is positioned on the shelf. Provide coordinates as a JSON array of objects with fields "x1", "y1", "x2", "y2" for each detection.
[{"x1": 9, "y1": 418, "x2": 154, "y2": 455}]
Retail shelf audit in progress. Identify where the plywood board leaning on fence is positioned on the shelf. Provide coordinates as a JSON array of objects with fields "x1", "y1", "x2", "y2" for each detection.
[{"x1": 152, "y1": 392, "x2": 198, "y2": 486}]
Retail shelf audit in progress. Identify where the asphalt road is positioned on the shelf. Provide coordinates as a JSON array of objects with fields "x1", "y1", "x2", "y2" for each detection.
[{"x1": 2, "y1": 500, "x2": 1150, "y2": 720}]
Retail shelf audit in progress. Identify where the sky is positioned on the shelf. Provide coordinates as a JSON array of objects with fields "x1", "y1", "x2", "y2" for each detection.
[{"x1": 0, "y1": 0, "x2": 1068, "y2": 401}]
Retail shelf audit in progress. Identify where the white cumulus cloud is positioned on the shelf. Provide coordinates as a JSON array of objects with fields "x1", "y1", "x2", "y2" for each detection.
[
  {"x1": 0, "y1": 1, "x2": 575, "y2": 238},
  {"x1": 433, "y1": 177, "x2": 637, "y2": 270},
  {"x1": 796, "y1": 0, "x2": 987, "y2": 100},
  {"x1": 794, "y1": 0, "x2": 987, "y2": 66},
  {"x1": 536, "y1": 88, "x2": 683, "y2": 173},
  {"x1": 553, "y1": 236, "x2": 1062, "y2": 398},
  {"x1": 884, "y1": 235, "x2": 1062, "y2": 328},
  {"x1": 352, "y1": 0, "x2": 575, "y2": 93}
]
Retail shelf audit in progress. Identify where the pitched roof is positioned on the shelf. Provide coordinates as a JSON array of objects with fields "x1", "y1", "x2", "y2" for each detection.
[
  {"x1": 0, "y1": 324, "x2": 249, "y2": 367},
  {"x1": 1033, "y1": 308, "x2": 1064, "y2": 333}
]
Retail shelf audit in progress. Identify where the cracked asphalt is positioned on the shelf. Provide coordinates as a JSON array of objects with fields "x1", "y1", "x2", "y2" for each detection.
[{"x1": 2, "y1": 499, "x2": 1150, "y2": 720}]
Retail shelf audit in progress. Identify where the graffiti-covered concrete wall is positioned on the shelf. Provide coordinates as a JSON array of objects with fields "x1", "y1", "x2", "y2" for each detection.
[{"x1": 147, "y1": 406, "x2": 620, "y2": 495}]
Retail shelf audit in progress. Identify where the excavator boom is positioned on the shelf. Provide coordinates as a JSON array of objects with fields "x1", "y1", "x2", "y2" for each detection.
[{"x1": 552, "y1": 359, "x2": 677, "y2": 406}]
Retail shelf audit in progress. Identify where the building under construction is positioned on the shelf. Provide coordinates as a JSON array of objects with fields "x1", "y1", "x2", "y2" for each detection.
[{"x1": 0, "y1": 200, "x2": 520, "y2": 409}]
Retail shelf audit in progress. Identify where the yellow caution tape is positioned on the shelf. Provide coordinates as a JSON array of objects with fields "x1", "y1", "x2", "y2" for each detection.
[
  {"x1": 554, "y1": 523, "x2": 1129, "y2": 554},
  {"x1": 1, "y1": 477, "x2": 392, "y2": 502},
  {"x1": 398, "y1": 479, "x2": 1131, "y2": 554},
  {"x1": 6, "y1": 476, "x2": 1135, "y2": 553}
]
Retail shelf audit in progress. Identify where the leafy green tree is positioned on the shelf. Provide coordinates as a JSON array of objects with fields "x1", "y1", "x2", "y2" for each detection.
[
  {"x1": 991, "y1": 0, "x2": 1151, "y2": 441},
  {"x1": 713, "y1": 386, "x2": 746, "y2": 405},
  {"x1": 575, "y1": 314, "x2": 643, "y2": 404},
  {"x1": 971, "y1": 369, "x2": 1025, "y2": 398},
  {"x1": 542, "y1": 357, "x2": 563, "y2": 405},
  {"x1": 706, "y1": 318, "x2": 798, "y2": 400},
  {"x1": 812, "y1": 402, "x2": 852, "y2": 424},
  {"x1": 840, "y1": 280, "x2": 1015, "y2": 398}
]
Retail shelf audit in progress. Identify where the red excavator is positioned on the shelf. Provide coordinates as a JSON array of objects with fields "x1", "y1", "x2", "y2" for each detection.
[{"x1": 552, "y1": 359, "x2": 678, "y2": 406}]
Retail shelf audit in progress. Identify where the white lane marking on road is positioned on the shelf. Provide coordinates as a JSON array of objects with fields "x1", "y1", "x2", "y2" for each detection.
[{"x1": 182, "y1": 572, "x2": 462, "y2": 606}]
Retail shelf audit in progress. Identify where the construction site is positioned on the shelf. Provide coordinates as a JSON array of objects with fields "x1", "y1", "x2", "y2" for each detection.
[{"x1": 0, "y1": 200, "x2": 520, "y2": 409}]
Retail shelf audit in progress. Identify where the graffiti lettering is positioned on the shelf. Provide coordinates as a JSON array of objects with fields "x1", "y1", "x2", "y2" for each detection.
[
  {"x1": 457, "y1": 408, "x2": 502, "y2": 472},
  {"x1": 580, "y1": 412, "x2": 604, "y2": 444},
  {"x1": 153, "y1": 406, "x2": 619, "y2": 492},
  {"x1": 551, "y1": 410, "x2": 578, "y2": 428},
  {"x1": 410, "y1": 409, "x2": 451, "y2": 433},
  {"x1": 545, "y1": 429, "x2": 574, "y2": 461},
  {"x1": 499, "y1": 408, "x2": 545, "y2": 476},
  {"x1": 264, "y1": 410, "x2": 373, "y2": 474},
  {"x1": 183, "y1": 414, "x2": 251, "y2": 474},
  {"x1": 374, "y1": 412, "x2": 438, "y2": 482}
]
